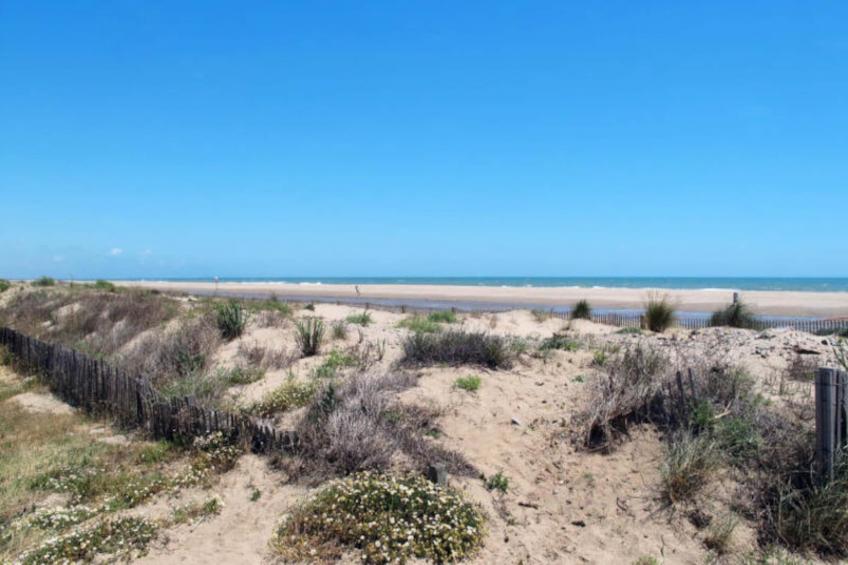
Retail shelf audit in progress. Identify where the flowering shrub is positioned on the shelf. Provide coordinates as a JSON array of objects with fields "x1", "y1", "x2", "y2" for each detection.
[
  {"x1": 29, "y1": 505, "x2": 97, "y2": 531},
  {"x1": 249, "y1": 377, "x2": 317, "y2": 417},
  {"x1": 272, "y1": 472, "x2": 485, "y2": 564},
  {"x1": 191, "y1": 431, "x2": 241, "y2": 473},
  {"x1": 16, "y1": 516, "x2": 157, "y2": 564}
]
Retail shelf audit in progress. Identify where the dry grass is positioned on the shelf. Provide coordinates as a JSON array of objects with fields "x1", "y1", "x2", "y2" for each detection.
[{"x1": 401, "y1": 330, "x2": 514, "y2": 369}]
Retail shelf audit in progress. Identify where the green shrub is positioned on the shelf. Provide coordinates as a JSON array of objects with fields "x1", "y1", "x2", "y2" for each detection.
[
  {"x1": 454, "y1": 375, "x2": 481, "y2": 392},
  {"x1": 616, "y1": 327, "x2": 642, "y2": 335},
  {"x1": 540, "y1": 333, "x2": 579, "y2": 351},
  {"x1": 427, "y1": 310, "x2": 457, "y2": 324},
  {"x1": 314, "y1": 349, "x2": 357, "y2": 379},
  {"x1": 710, "y1": 301, "x2": 759, "y2": 329},
  {"x1": 531, "y1": 309, "x2": 551, "y2": 323},
  {"x1": 485, "y1": 471, "x2": 509, "y2": 493},
  {"x1": 644, "y1": 294, "x2": 675, "y2": 332},
  {"x1": 218, "y1": 365, "x2": 264, "y2": 386},
  {"x1": 31, "y1": 276, "x2": 56, "y2": 287},
  {"x1": 0, "y1": 279, "x2": 11, "y2": 293},
  {"x1": 295, "y1": 318, "x2": 324, "y2": 356},
  {"x1": 215, "y1": 300, "x2": 249, "y2": 340},
  {"x1": 250, "y1": 376, "x2": 317, "y2": 417},
  {"x1": 571, "y1": 299, "x2": 591, "y2": 320},
  {"x1": 346, "y1": 311, "x2": 373, "y2": 326},
  {"x1": 398, "y1": 315, "x2": 442, "y2": 334},
  {"x1": 401, "y1": 330, "x2": 513, "y2": 369},
  {"x1": 93, "y1": 280, "x2": 116, "y2": 292},
  {"x1": 661, "y1": 432, "x2": 719, "y2": 504},
  {"x1": 272, "y1": 472, "x2": 484, "y2": 564}
]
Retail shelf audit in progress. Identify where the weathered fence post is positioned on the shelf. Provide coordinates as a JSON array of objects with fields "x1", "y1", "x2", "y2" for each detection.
[
  {"x1": 816, "y1": 368, "x2": 842, "y2": 479},
  {"x1": 732, "y1": 292, "x2": 739, "y2": 304}
]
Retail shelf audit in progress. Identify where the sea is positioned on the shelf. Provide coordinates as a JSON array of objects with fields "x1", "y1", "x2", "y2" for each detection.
[{"x1": 128, "y1": 277, "x2": 848, "y2": 293}]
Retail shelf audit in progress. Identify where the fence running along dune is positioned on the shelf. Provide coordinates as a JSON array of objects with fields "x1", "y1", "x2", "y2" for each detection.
[{"x1": 0, "y1": 326, "x2": 296, "y2": 452}]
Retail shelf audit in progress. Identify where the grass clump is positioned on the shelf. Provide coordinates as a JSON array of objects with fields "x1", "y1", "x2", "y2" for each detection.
[
  {"x1": 617, "y1": 327, "x2": 642, "y2": 335},
  {"x1": 454, "y1": 374, "x2": 481, "y2": 392},
  {"x1": 644, "y1": 294, "x2": 675, "y2": 332},
  {"x1": 710, "y1": 301, "x2": 759, "y2": 329},
  {"x1": 531, "y1": 309, "x2": 551, "y2": 323},
  {"x1": 571, "y1": 299, "x2": 591, "y2": 320},
  {"x1": 0, "y1": 279, "x2": 11, "y2": 293},
  {"x1": 539, "y1": 333, "x2": 579, "y2": 352},
  {"x1": 660, "y1": 432, "x2": 720, "y2": 504},
  {"x1": 272, "y1": 472, "x2": 484, "y2": 564},
  {"x1": 346, "y1": 311, "x2": 373, "y2": 326},
  {"x1": 314, "y1": 349, "x2": 357, "y2": 379},
  {"x1": 31, "y1": 276, "x2": 56, "y2": 287},
  {"x1": 485, "y1": 471, "x2": 509, "y2": 493},
  {"x1": 171, "y1": 497, "x2": 222, "y2": 525},
  {"x1": 215, "y1": 300, "x2": 249, "y2": 340},
  {"x1": 295, "y1": 318, "x2": 324, "y2": 357},
  {"x1": 703, "y1": 514, "x2": 738, "y2": 555},
  {"x1": 401, "y1": 330, "x2": 513, "y2": 369},
  {"x1": 398, "y1": 315, "x2": 442, "y2": 334},
  {"x1": 218, "y1": 365, "x2": 264, "y2": 386},
  {"x1": 331, "y1": 320, "x2": 348, "y2": 340}
]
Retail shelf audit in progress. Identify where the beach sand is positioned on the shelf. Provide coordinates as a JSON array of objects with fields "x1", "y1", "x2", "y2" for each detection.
[{"x1": 119, "y1": 281, "x2": 848, "y2": 318}]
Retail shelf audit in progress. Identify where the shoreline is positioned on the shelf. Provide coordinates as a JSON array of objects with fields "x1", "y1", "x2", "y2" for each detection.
[{"x1": 117, "y1": 281, "x2": 848, "y2": 318}]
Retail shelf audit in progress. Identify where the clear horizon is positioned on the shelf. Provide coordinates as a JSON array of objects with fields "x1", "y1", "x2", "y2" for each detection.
[{"x1": 2, "y1": 2, "x2": 847, "y2": 279}]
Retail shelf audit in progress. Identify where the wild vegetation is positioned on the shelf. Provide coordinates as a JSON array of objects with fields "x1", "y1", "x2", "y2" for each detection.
[
  {"x1": 571, "y1": 299, "x2": 592, "y2": 320},
  {"x1": 401, "y1": 330, "x2": 514, "y2": 369},
  {"x1": 644, "y1": 294, "x2": 675, "y2": 332},
  {"x1": 711, "y1": 301, "x2": 759, "y2": 329}
]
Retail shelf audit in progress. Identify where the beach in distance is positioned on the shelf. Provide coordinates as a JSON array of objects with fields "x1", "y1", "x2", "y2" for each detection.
[{"x1": 119, "y1": 279, "x2": 848, "y2": 318}]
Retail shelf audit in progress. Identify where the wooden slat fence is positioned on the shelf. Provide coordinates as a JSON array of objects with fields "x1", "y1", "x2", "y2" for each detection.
[{"x1": 0, "y1": 327, "x2": 296, "y2": 453}]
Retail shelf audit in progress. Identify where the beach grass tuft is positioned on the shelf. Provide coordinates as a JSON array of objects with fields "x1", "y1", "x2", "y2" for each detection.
[
  {"x1": 571, "y1": 299, "x2": 592, "y2": 320},
  {"x1": 295, "y1": 318, "x2": 324, "y2": 356},
  {"x1": 644, "y1": 294, "x2": 675, "y2": 332}
]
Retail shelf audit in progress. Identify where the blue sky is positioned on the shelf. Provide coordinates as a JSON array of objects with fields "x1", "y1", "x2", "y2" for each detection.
[{"x1": 1, "y1": 1, "x2": 846, "y2": 279}]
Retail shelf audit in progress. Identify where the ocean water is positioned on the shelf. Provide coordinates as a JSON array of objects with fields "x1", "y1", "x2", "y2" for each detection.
[{"x1": 131, "y1": 277, "x2": 848, "y2": 292}]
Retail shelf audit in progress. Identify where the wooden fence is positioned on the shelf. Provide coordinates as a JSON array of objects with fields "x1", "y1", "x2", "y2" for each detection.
[
  {"x1": 0, "y1": 327, "x2": 296, "y2": 453},
  {"x1": 816, "y1": 367, "x2": 848, "y2": 479}
]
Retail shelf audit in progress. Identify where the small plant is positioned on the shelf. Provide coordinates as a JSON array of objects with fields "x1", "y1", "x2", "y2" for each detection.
[
  {"x1": 93, "y1": 279, "x2": 117, "y2": 292},
  {"x1": 632, "y1": 557, "x2": 660, "y2": 565},
  {"x1": 617, "y1": 327, "x2": 642, "y2": 335},
  {"x1": 295, "y1": 317, "x2": 325, "y2": 356},
  {"x1": 592, "y1": 349, "x2": 609, "y2": 367},
  {"x1": 0, "y1": 279, "x2": 11, "y2": 293},
  {"x1": 272, "y1": 472, "x2": 484, "y2": 563},
  {"x1": 485, "y1": 471, "x2": 509, "y2": 493},
  {"x1": 531, "y1": 309, "x2": 551, "y2": 323},
  {"x1": 17, "y1": 516, "x2": 157, "y2": 563},
  {"x1": 644, "y1": 294, "x2": 675, "y2": 333},
  {"x1": 454, "y1": 374, "x2": 482, "y2": 392},
  {"x1": 346, "y1": 310, "x2": 373, "y2": 326},
  {"x1": 314, "y1": 349, "x2": 357, "y2": 379},
  {"x1": 303, "y1": 303, "x2": 315, "y2": 311},
  {"x1": 31, "y1": 276, "x2": 56, "y2": 287},
  {"x1": 710, "y1": 301, "x2": 759, "y2": 329},
  {"x1": 215, "y1": 300, "x2": 249, "y2": 340},
  {"x1": 427, "y1": 310, "x2": 458, "y2": 323},
  {"x1": 704, "y1": 514, "x2": 737, "y2": 554},
  {"x1": 398, "y1": 315, "x2": 442, "y2": 334},
  {"x1": 331, "y1": 320, "x2": 348, "y2": 340},
  {"x1": 250, "y1": 488, "x2": 262, "y2": 502},
  {"x1": 540, "y1": 333, "x2": 579, "y2": 351},
  {"x1": 219, "y1": 365, "x2": 265, "y2": 386},
  {"x1": 171, "y1": 497, "x2": 222, "y2": 524},
  {"x1": 660, "y1": 432, "x2": 718, "y2": 504},
  {"x1": 571, "y1": 299, "x2": 591, "y2": 320}
]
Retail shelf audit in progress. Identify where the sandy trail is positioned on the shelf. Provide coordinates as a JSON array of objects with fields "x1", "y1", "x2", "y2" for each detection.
[{"x1": 118, "y1": 281, "x2": 848, "y2": 318}]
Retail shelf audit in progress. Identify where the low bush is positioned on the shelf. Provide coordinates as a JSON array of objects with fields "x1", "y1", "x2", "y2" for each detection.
[
  {"x1": 644, "y1": 294, "x2": 675, "y2": 332},
  {"x1": 540, "y1": 333, "x2": 580, "y2": 352},
  {"x1": 31, "y1": 276, "x2": 56, "y2": 287},
  {"x1": 272, "y1": 472, "x2": 484, "y2": 564},
  {"x1": 93, "y1": 280, "x2": 116, "y2": 292},
  {"x1": 454, "y1": 375, "x2": 481, "y2": 392},
  {"x1": 249, "y1": 375, "x2": 317, "y2": 417},
  {"x1": 531, "y1": 309, "x2": 551, "y2": 323},
  {"x1": 398, "y1": 315, "x2": 441, "y2": 334},
  {"x1": 218, "y1": 365, "x2": 264, "y2": 386},
  {"x1": 710, "y1": 301, "x2": 759, "y2": 329},
  {"x1": 215, "y1": 300, "x2": 249, "y2": 340},
  {"x1": 284, "y1": 373, "x2": 474, "y2": 479},
  {"x1": 295, "y1": 318, "x2": 324, "y2": 356},
  {"x1": 427, "y1": 310, "x2": 458, "y2": 324},
  {"x1": 571, "y1": 299, "x2": 591, "y2": 320},
  {"x1": 401, "y1": 331, "x2": 513, "y2": 369},
  {"x1": 0, "y1": 279, "x2": 11, "y2": 293},
  {"x1": 313, "y1": 349, "x2": 357, "y2": 379},
  {"x1": 346, "y1": 311, "x2": 373, "y2": 326}
]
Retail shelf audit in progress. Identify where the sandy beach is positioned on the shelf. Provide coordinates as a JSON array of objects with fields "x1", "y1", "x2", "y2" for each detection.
[{"x1": 118, "y1": 281, "x2": 848, "y2": 318}]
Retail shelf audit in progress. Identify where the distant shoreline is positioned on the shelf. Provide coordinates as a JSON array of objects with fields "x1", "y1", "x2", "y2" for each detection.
[
  {"x1": 117, "y1": 281, "x2": 848, "y2": 318},
  {"x1": 101, "y1": 276, "x2": 848, "y2": 293}
]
